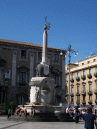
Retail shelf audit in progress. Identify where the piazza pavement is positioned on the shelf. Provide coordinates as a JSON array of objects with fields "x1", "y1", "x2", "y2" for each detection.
[{"x1": 0, "y1": 115, "x2": 94, "y2": 129}]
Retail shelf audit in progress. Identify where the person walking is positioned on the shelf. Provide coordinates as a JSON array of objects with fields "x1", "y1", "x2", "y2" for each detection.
[
  {"x1": 75, "y1": 106, "x2": 80, "y2": 123},
  {"x1": 8, "y1": 105, "x2": 12, "y2": 118},
  {"x1": 83, "y1": 107, "x2": 97, "y2": 129}
]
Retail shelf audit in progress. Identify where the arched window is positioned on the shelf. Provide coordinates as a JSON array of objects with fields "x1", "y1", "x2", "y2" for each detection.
[{"x1": 19, "y1": 95, "x2": 24, "y2": 105}]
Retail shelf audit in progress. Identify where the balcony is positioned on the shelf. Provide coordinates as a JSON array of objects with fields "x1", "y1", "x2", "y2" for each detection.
[
  {"x1": 65, "y1": 99, "x2": 67, "y2": 103},
  {"x1": 95, "y1": 79, "x2": 97, "y2": 82},
  {"x1": 94, "y1": 72, "x2": 97, "y2": 78},
  {"x1": 76, "y1": 92, "x2": 80, "y2": 96},
  {"x1": 82, "y1": 81, "x2": 86, "y2": 85},
  {"x1": 71, "y1": 84, "x2": 74, "y2": 86},
  {"x1": 82, "y1": 100, "x2": 86, "y2": 104},
  {"x1": 88, "y1": 100, "x2": 92, "y2": 104},
  {"x1": 76, "y1": 77, "x2": 80, "y2": 82},
  {"x1": 76, "y1": 100, "x2": 80, "y2": 104},
  {"x1": 95, "y1": 99, "x2": 97, "y2": 104},
  {"x1": 94, "y1": 89, "x2": 97, "y2": 94},
  {"x1": 81, "y1": 91, "x2": 86, "y2": 96},
  {"x1": 81, "y1": 75, "x2": 86, "y2": 80},
  {"x1": 71, "y1": 101, "x2": 74, "y2": 104},
  {"x1": 88, "y1": 90, "x2": 93, "y2": 95},
  {"x1": 70, "y1": 78, "x2": 74, "y2": 83},
  {"x1": 87, "y1": 74, "x2": 92, "y2": 79},
  {"x1": 65, "y1": 93, "x2": 68, "y2": 97},
  {"x1": 70, "y1": 93, "x2": 74, "y2": 97}
]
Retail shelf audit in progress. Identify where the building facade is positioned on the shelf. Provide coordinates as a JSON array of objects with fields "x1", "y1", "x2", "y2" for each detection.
[
  {"x1": 65, "y1": 55, "x2": 97, "y2": 107},
  {"x1": 0, "y1": 39, "x2": 66, "y2": 108}
]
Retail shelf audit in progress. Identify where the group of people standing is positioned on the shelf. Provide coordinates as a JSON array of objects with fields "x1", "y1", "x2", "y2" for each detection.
[{"x1": 66, "y1": 106, "x2": 97, "y2": 129}]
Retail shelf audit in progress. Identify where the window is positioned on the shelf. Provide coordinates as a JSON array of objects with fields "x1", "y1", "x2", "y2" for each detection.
[
  {"x1": 93, "y1": 59, "x2": 96, "y2": 62},
  {"x1": 82, "y1": 63, "x2": 84, "y2": 65},
  {"x1": 71, "y1": 87, "x2": 74, "y2": 93},
  {"x1": 83, "y1": 85, "x2": 85, "y2": 91},
  {"x1": 89, "y1": 69, "x2": 91, "y2": 74},
  {"x1": 66, "y1": 87, "x2": 68, "y2": 93},
  {"x1": 89, "y1": 84, "x2": 92, "y2": 91},
  {"x1": 71, "y1": 73, "x2": 74, "y2": 79},
  {"x1": 83, "y1": 70, "x2": 85, "y2": 76},
  {"x1": 19, "y1": 72, "x2": 26, "y2": 84},
  {"x1": 77, "y1": 72, "x2": 80, "y2": 77},
  {"x1": 21, "y1": 50, "x2": 27, "y2": 59},
  {"x1": 38, "y1": 52, "x2": 42, "y2": 61},
  {"x1": 77, "y1": 86, "x2": 79, "y2": 93},
  {"x1": 96, "y1": 83, "x2": 97, "y2": 89},
  {"x1": 71, "y1": 96, "x2": 73, "y2": 103},
  {"x1": 19, "y1": 95, "x2": 24, "y2": 105},
  {"x1": 53, "y1": 75, "x2": 59, "y2": 85},
  {"x1": 87, "y1": 61, "x2": 90, "y2": 64},
  {"x1": 96, "y1": 67, "x2": 97, "y2": 72},
  {"x1": 83, "y1": 96, "x2": 85, "y2": 101},
  {"x1": 89, "y1": 95, "x2": 92, "y2": 101},
  {"x1": 0, "y1": 69, "x2": 3, "y2": 81},
  {"x1": 77, "y1": 96, "x2": 80, "y2": 100},
  {"x1": 54, "y1": 54, "x2": 59, "y2": 61}
]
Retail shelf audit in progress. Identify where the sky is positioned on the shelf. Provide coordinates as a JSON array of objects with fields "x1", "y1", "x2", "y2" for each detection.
[{"x1": 0, "y1": 0, "x2": 97, "y2": 64}]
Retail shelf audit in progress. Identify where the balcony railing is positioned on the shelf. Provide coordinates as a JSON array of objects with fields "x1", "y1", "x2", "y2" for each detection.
[
  {"x1": 71, "y1": 84, "x2": 74, "y2": 86},
  {"x1": 71, "y1": 101, "x2": 74, "y2": 104},
  {"x1": 76, "y1": 100, "x2": 80, "y2": 104},
  {"x1": 82, "y1": 81, "x2": 86, "y2": 85},
  {"x1": 94, "y1": 89, "x2": 97, "y2": 94},
  {"x1": 87, "y1": 74, "x2": 92, "y2": 79},
  {"x1": 70, "y1": 93, "x2": 74, "y2": 96},
  {"x1": 81, "y1": 91, "x2": 86, "y2": 96},
  {"x1": 94, "y1": 72, "x2": 97, "y2": 78},
  {"x1": 82, "y1": 100, "x2": 86, "y2": 104},
  {"x1": 88, "y1": 90, "x2": 93, "y2": 95},
  {"x1": 88, "y1": 99, "x2": 92, "y2": 104},
  {"x1": 76, "y1": 77, "x2": 80, "y2": 81},
  {"x1": 81, "y1": 75, "x2": 86, "y2": 80},
  {"x1": 76, "y1": 92, "x2": 80, "y2": 96},
  {"x1": 95, "y1": 99, "x2": 97, "y2": 104},
  {"x1": 70, "y1": 78, "x2": 74, "y2": 83},
  {"x1": 65, "y1": 93, "x2": 68, "y2": 97}
]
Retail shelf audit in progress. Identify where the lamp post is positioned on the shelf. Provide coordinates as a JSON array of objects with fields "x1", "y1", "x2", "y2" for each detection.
[{"x1": 66, "y1": 44, "x2": 78, "y2": 107}]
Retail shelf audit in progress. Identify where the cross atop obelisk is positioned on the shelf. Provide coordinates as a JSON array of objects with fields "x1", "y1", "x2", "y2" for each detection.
[{"x1": 41, "y1": 16, "x2": 50, "y2": 64}]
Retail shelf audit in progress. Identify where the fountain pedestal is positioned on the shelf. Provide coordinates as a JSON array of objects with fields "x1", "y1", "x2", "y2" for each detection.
[{"x1": 29, "y1": 77, "x2": 55, "y2": 107}]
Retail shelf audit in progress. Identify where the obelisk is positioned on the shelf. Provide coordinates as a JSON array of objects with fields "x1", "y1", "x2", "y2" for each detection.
[{"x1": 41, "y1": 16, "x2": 50, "y2": 64}]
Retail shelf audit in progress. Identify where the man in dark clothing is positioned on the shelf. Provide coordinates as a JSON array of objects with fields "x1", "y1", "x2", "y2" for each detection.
[{"x1": 83, "y1": 107, "x2": 97, "y2": 129}]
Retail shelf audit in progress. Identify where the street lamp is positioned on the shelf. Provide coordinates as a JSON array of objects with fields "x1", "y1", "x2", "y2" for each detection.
[{"x1": 66, "y1": 44, "x2": 78, "y2": 107}]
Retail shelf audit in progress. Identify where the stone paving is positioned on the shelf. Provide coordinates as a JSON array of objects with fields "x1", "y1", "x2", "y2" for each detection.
[{"x1": 0, "y1": 115, "x2": 96, "y2": 129}]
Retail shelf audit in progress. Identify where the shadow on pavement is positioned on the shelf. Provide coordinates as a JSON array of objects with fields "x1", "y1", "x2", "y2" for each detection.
[{"x1": 0, "y1": 121, "x2": 25, "y2": 129}]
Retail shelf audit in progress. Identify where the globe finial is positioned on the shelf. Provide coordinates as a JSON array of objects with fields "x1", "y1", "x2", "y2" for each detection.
[{"x1": 43, "y1": 16, "x2": 50, "y2": 30}]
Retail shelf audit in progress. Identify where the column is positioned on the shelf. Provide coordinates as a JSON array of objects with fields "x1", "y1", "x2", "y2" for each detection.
[
  {"x1": 30, "y1": 53, "x2": 34, "y2": 80},
  {"x1": 11, "y1": 50, "x2": 17, "y2": 86}
]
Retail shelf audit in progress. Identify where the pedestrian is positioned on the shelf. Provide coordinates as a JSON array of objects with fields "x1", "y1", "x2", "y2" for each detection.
[
  {"x1": 8, "y1": 105, "x2": 12, "y2": 118},
  {"x1": 83, "y1": 107, "x2": 97, "y2": 129},
  {"x1": 75, "y1": 106, "x2": 80, "y2": 123}
]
